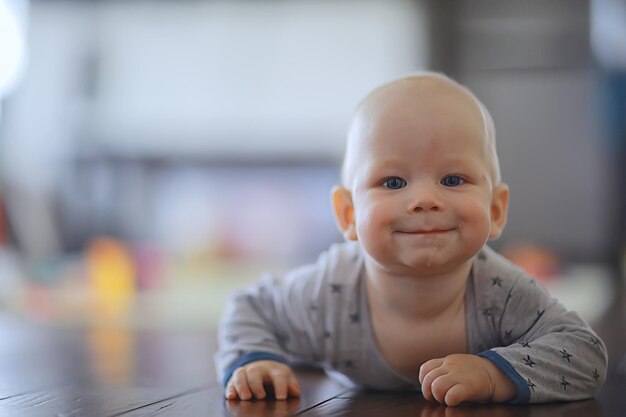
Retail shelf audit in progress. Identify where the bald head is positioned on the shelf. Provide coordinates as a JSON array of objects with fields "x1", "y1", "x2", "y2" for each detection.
[{"x1": 341, "y1": 72, "x2": 500, "y2": 189}]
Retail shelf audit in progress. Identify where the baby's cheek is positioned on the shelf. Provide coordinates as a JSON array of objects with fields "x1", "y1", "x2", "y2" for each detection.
[
  {"x1": 462, "y1": 200, "x2": 490, "y2": 222},
  {"x1": 354, "y1": 201, "x2": 372, "y2": 225},
  {"x1": 463, "y1": 204, "x2": 492, "y2": 240},
  {"x1": 356, "y1": 207, "x2": 389, "y2": 249},
  {"x1": 355, "y1": 211, "x2": 375, "y2": 242}
]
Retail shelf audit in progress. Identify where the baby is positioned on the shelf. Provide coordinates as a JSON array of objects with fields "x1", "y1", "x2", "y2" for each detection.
[{"x1": 215, "y1": 72, "x2": 608, "y2": 406}]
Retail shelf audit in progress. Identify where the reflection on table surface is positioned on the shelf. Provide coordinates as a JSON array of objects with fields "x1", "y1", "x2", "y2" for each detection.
[
  {"x1": 0, "y1": 298, "x2": 624, "y2": 416},
  {"x1": 290, "y1": 391, "x2": 605, "y2": 417}
]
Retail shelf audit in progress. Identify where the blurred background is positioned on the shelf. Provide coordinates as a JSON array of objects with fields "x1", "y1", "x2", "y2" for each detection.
[{"x1": 0, "y1": 0, "x2": 624, "y2": 330}]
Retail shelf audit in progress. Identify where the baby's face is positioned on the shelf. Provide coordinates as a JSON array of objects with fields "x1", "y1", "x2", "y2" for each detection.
[{"x1": 345, "y1": 82, "x2": 506, "y2": 274}]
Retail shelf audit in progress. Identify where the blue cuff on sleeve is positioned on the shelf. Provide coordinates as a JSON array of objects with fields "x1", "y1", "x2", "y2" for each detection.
[
  {"x1": 223, "y1": 351, "x2": 288, "y2": 387},
  {"x1": 477, "y1": 350, "x2": 530, "y2": 404}
]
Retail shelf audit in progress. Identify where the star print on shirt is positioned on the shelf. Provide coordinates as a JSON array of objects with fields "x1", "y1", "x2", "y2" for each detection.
[
  {"x1": 560, "y1": 376, "x2": 570, "y2": 390},
  {"x1": 523, "y1": 355, "x2": 536, "y2": 367},
  {"x1": 280, "y1": 333, "x2": 290, "y2": 343},
  {"x1": 344, "y1": 360, "x2": 354, "y2": 368},
  {"x1": 521, "y1": 341, "x2": 531, "y2": 348},
  {"x1": 482, "y1": 307, "x2": 494, "y2": 317},
  {"x1": 491, "y1": 276, "x2": 503, "y2": 287},
  {"x1": 349, "y1": 313, "x2": 360, "y2": 323},
  {"x1": 310, "y1": 303, "x2": 318, "y2": 311},
  {"x1": 478, "y1": 252, "x2": 487, "y2": 261},
  {"x1": 559, "y1": 349, "x2": 573, "y2": 363},
  {"x1": 589, "y1": 336, "x2": 601, "y2": 348},
  {"x1": 592, "y1": 369, "x2": 600, "y2": 382},
  {"x1": 504, "y1": 330, "x2": 513, "y2": 340},
  {"x1": 331, "y1": 284, "x2": 343, "y2": 294},
  {"x1": 527, "y1": 378, "x2": 536, "y2": 392},
  {"x1": 324, "y1": 330, "x2": 332, "y2": 339}
]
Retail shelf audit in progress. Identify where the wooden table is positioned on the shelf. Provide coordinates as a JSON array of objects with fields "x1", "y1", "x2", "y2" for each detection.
[{"x1": 0, "y1": 299, "x2": 624, "y2": 416}]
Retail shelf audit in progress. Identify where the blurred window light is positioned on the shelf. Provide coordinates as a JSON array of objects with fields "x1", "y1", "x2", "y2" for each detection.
[
  {"x1": 0, "y1": 0, "x2": 27, "y2": 98},
  {"x1": 89, "y1": 0, "x2": 427, "y2": 158},
  {"x1": 591, "y1": 0, "x2": 626, "y2": 69}
]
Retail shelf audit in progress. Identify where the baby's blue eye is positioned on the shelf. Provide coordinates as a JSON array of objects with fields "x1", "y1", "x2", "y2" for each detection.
[
  {"x1": 382, "y1": 177, "x2": 407, "y2": 190},
  {"x1": 441, "y1": 175, "x2": 464, "y2": 187}
]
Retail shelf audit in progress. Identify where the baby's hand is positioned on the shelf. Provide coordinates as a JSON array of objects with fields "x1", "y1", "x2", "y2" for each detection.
[
  {"x1": 225, "y1": 360, "x2": 301, "y2": 401},
  {"x1": 418, "y1": 354, "x2": 517, "y2": 406}
]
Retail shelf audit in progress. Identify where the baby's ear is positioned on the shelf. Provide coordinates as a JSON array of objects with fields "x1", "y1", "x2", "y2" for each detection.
[
  {"x1": 489, "y1": 183, "x2": 509, "y2": 239},
  {"x1": 331, "y1": 185, "x2": 358, "y2": 241}
]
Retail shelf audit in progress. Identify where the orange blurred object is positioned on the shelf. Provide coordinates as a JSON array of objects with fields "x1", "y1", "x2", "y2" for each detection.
[
  {"x1": 86, "y1": 237, "x2": 136, "y2": 318},
  {"x1": 501, "y1": 243, "x2": 561, "y2": 284}
]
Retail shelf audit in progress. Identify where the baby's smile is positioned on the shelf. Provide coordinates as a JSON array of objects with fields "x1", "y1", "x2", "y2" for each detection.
[
  {"x1": 394, "y1": 228, "x2": 457, "y2": 246},
  {"x1": 397, "y1": 229, "x2": 454, "y2": 235}
]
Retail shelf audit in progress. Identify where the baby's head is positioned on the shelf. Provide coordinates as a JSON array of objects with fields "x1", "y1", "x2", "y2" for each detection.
[
  {"x1": 342, "y1": 72, "x2": 501, "y2": 190},
  {"x1": 332, "y1": 72, "x2": 509, "y2": 274}
]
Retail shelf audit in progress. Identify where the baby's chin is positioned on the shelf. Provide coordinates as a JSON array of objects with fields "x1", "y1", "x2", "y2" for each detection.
[{"x1": 382, "y1": 249, "x2": 477, "y2": 277}]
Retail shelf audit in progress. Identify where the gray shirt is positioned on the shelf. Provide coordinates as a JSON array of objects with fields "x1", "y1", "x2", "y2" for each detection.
[{"x1": 215, "y1": 242, "x2": 608, "y2": 403}]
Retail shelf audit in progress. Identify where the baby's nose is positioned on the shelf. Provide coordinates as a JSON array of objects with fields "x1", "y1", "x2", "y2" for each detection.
[{"x1": 409, "y1": 186, "x2": 443, "y2": 212}]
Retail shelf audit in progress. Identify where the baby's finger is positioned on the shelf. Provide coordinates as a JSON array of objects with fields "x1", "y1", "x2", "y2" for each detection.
[
  {"x1": 269, "y1": 370, "x2": 289, "y2": 400},
  {"x1": 246, "y1": 369, "x2": 267, "y2": 399},
  {"x1": 287, "y1": 374, "x2": 301, "y2": 398},
  {"x1": 225, "y1": 381, "x2": 238, "y2": 400},
  {"x1": 444, "y1": 383, "x2": 469, "y2": 407},
  {"x1": 420, "y1": 366, "x2": 449, "y2": 402},
  {"x1": 419, "y1": 358, "x2": 445, "y2": 383},
  {"x1": 232, "y1": 369, "x2": 253, "y2": 401},
  {"x1": 430, "y1": 374, "x2": 458, "y2": 405}
]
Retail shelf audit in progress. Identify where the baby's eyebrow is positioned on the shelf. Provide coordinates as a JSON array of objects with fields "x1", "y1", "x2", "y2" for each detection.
[
  {"x1": 439, "y1": 158, "x2": 482, "y2": 170},
  {"x1": 369, "y1": 159, "x2": 407, "y2": 171},
  {"x1": 367, "y1": 157, "x2": 484, "y2": 178}
]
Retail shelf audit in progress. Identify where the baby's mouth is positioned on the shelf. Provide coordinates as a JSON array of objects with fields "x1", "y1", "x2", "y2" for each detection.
[{"x1": 397, "y1": 228, "x2": 455, "y2": 235}]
